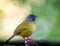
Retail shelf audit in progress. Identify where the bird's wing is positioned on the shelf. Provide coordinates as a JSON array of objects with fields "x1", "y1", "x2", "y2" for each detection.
[{"x1": 14, "y1": 21, "x2": 27, "y2": 35}]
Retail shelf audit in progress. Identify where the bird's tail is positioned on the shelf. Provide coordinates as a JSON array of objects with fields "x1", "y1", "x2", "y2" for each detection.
[{"x1": 4, "y1": 34, "x2": 15, "y2": 44}]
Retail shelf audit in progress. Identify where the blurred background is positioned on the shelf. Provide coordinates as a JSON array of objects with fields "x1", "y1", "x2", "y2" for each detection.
[{"x1": 0, "y1": 0, "x2": 60, "y2": 43}]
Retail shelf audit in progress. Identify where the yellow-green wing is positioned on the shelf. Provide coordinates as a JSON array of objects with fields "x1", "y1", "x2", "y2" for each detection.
[{"x1": 14, "y1": 21, "x2": 27, "y2": 35}]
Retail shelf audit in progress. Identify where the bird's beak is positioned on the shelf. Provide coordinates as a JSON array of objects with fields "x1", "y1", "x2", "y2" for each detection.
[{"x1": 35, "y1": 16, "x2": 37, "y2": 18}]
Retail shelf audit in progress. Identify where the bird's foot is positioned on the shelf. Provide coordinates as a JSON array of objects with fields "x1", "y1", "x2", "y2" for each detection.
[{"x1": 24, "y1": 38, "x2": 40, "y2": 46}]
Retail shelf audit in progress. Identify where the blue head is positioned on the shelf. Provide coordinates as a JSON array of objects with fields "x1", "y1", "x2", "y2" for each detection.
[{"x1": 26, "y1": 14, "x2": 37, "y2": 22}]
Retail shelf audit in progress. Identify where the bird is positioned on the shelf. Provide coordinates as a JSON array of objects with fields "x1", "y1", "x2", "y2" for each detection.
[{"x1": 4, "y1": 14, "x2": 37, "y2": 45}]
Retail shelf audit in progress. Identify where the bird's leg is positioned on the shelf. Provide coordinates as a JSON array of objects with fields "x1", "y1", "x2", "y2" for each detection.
[
  {"x1": 24, "y1": 38, "x2": 34, "y2": 46},
  {"x1": 24, "y1": 38, "x2": 29, "y2": 46},
  {"x1": 24, "y1": 38, "x2": 40, "y2": 46}
]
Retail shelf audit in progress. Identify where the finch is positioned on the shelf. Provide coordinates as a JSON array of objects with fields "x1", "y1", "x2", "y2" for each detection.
[{"x1": 4, "y1": 14, "x2": 37, "y2": 44}]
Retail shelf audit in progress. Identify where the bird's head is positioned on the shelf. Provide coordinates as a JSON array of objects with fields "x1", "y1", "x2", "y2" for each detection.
[{"x1": 26, "y1": 14, "x2": 37, "y2": 22}]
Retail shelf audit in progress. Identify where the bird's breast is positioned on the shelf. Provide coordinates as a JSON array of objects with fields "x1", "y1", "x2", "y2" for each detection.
[
  {"x1": 27, "y1": 22, "x2": 35, "y2": 31},
  {"x1": 20, "y1": 22, "x2": 35, "y2": 37}
]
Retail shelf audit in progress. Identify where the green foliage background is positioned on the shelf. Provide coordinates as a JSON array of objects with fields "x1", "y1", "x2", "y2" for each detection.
[
  {"x1": 0, "y1": 0, "x2": 60, "y2": 42},
  {"x1": 29, "y1": 0, "x2": 60, "y2": 42}
]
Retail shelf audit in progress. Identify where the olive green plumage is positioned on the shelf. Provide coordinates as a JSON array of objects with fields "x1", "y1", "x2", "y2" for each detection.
[
  {"x1": 14, "y1": 21, "x2": 35, "y2": 37},
  {"x1": 4, "y1": 14, "x2": 37, "y2": 44}
]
